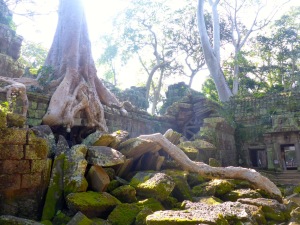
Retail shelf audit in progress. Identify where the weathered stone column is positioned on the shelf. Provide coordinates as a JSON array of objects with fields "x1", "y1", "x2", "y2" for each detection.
[
  {"x1": 294, "y1": 142, "x2": 300, "y2": 171},
  {"x1": 267, "y1": 146, "x2": 275, "y2": 170}
]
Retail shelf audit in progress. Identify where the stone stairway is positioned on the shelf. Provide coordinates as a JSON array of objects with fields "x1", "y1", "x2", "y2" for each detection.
[{"x1": 262, "y1": 170, "x2": 300, "y2": 185}]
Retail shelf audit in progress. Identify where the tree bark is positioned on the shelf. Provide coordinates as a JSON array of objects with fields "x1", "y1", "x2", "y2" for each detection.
[
  {"x1": 197, "y1": 0, "x2": 233, "y2": 102},
  {"x1": 139, "y1": 130, "x2": 282, "y2": 202},
  {"x1": 41, "y1": 0, "x2": 125, "y2": 131}
]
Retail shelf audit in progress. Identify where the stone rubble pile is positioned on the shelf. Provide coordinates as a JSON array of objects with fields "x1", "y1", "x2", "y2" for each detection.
[{"x1": 1, "y1": 125, "x2": 300, "y2": 225}]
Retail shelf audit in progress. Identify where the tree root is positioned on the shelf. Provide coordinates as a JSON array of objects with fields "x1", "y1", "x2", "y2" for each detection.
[{"x1": 139, "y1": 129, "x2": 282, "y2": 202}]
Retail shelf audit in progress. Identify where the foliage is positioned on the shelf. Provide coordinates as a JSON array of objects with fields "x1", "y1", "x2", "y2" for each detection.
[
  {"x1": 19, "y1": 40, "x2": 48, "y2": 77},
  {"x1": 0, "y1": 101, "x2": 10, "y2": 114}
]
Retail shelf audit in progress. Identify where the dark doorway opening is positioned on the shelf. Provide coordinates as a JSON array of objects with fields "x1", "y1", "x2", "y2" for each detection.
[
  {"x1": 281, "y1": 144, "x2": 297, "y2": 170},
  {"x1": 249, "y1": 149, "x2": 267, "y2": 168}
]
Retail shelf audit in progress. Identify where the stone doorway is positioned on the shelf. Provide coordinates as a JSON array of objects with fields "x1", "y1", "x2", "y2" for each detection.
[
  {"x1": 281, "y1": 144, "x2": 297, "y2": 170},
  {"x1": 249, "y1": 148, "x2": 267, "y2": 169}
]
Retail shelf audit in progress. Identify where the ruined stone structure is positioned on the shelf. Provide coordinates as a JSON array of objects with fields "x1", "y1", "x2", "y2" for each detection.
[
  {"x1": 229, "y1": 92, "x2": 300, "y2": 171},
  {"x1": 0, "y1": 114, "x2": 51, "y2": 220}
]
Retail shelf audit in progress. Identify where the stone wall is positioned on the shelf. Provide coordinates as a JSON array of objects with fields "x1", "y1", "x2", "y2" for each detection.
[
  {"x1": 0, "y1": 113, "x2": 51, "y2": 220},
  {"x1": 1, "y1": 92, "x2": 175, "y2": 138}
]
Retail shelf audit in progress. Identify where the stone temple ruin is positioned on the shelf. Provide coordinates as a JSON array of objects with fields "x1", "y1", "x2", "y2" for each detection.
[{"x1": 1, "y1": 2, "x2": 300, "y2": 225}]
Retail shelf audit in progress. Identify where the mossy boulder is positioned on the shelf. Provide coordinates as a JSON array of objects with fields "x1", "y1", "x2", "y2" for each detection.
[
  {"x1": 107, "y1": 203, "x2": 140, "y2": 225},
  {"x1": 66, "y1": 191, "x2": 121, "y2": 218},
  {"x1": 163, "y1": 170, "x2": 192, "y2": 201},
  {"x1": 238, "y1": 198, "x2": 290, "y2": 222},
  {"x1": 222, "y1": 189, "x2": 262, "y2": 202},
  {"x1": 110, "y1": 185, "x2": 137, "y2": 203},
  {"x1": 209, "y1": 179, "x2": 234, "y2": 196},
  {"x1": 130, "y1": 172, "x2": 175, "y2": 201}
]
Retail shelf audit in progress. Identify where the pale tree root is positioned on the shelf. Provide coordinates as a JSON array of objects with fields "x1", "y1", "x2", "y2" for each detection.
[
  {"x1": 139, "y1": 129, "x2": 282, "y2": 202},
  {"x1": 0, "y1": 77, "x2": 28, "y2": 117}
]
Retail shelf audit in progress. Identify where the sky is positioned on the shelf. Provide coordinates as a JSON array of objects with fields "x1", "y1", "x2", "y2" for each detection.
[{"x1": 10, "y1": 0, "x2": 300, "y2": 91}]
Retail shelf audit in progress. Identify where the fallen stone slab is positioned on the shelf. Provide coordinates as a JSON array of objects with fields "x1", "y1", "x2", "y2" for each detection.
[
  {"x1": 0, "y1": 215, "x2": 43, "y2": 225},
  {"x1": 238, "y1": 198, "x2": 290, "y2": 222},
  {"x1": 118, "y1": 138, "x2": 161, "y2": 160},
  {"x1": 87, "y1": 146, "x2": 125, "y2": 167},
  {"x1": 147, "y1": 201, "x2": 265, "y2": 224},
  {"x1": 86, "y1": 165, "x2": 110, "y2": 192}
]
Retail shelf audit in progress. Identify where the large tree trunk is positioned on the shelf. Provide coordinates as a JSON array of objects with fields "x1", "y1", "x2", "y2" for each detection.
[
  {"x1": 197, "y1": 0, "x2": 233, "y2": 102},
  {"x1": 41, "y1": 0, "x2": 125, "y2": 131},
  {"x1": 139, "y1": 130, "x2": 282, "y2": 202}
]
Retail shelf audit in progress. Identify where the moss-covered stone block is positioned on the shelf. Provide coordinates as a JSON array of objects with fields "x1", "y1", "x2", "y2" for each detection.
[
  {"x1": 222, "y1": 189, "x2": 262, "y2": 202},
  {"x1": 136, "y1": 198, "x2": 164, "y2": 212},
  {"x1": 107, "y1": 180, "x2": 121, "y2": 193},
  {"x1": 209, "y1": 179, "x2": 233, "y2": 196},
  {"x1": 66, "y1": 191, "x2": 121, "y2": 218},
  {"x1": 51, "y1": 211, "x2": 71, "y2": 225},
  {"x1": 24, "y1": 144, "x2": 49, "y2": 160},
  {"x1": 6, "y1": 113, "x2": 26, "y2": 128},
  {"x1": 41, "y1": 154, "x2": 65, "y2": 221},
  {"x1": 21, "y1": 173, "x2": 41, "y2": 188},
  {"x1": 192, "y1": 182, "x2": 216, "y2": 197},
  {"x1": 29, "y1": 101, "x2": 38, "y2": 110},
  {"x1": 107, "y1": 203, "x2": 140, "y2": 225},
  {"x1": 164, "y1": 170, "x2": 192, "y2": 201},
  {"x1": 0, "y1": 128, "x2": 27, "y2": 145},
  {"x1": 187, "y1": 172, "x2": 207, "y2": 187},
  {"x1": 0, "y1": 144, "x2": 23, "y2": 159},
  {"x1": 130, "y1": 172, "x2": 175, "y2": 201},
  {"x1": 26, "y1": 118, "x2": 42, "y2": 127},
  {"x1": 111, "y1": 185, "x2": 137, "y2": 203},
  {"x1": 0, "y1": 109, "x2": 7, "y2": 128},
  {"x1": 135, "y1": 207, "x2": 154, "y2": 225}
]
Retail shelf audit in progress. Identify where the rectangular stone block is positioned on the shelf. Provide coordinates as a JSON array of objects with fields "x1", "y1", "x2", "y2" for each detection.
[
  {"x1": 0, "y1": 128, "x2": 27, "y2": 145},
  {"x1": 24, "y1": 144, "x2": 48, "y2": 160},
  {"x1": 31, "y1": 159, "x2": 47, "y2": 173},
  {"x1": 0, "y1": 144, "x2": 24, "y2": 159},
  {"x1": 21, "y1": 173, "x2": 42, "y2": 188},
  {"x1": 0, "y1": 160, "x2": 30, "y2": 174},
  {"x1": 0, "y1": 174, "x2": 21, "y2": 190}
]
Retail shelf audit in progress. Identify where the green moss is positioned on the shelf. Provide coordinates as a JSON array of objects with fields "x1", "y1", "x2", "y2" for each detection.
[
  {"x1": 135, "y1": 208, "x2": 153, "y2": 225},
  {"x1": 187, "y1": 173, "x2": 207, "y2": 187},
  {"x1": 197, "y1": 196, "x2": 223, "y2": 205},
  {"x1": 222, "y1": 189, "x2": 262, "y2": 202},
  {"x1": 107, "y1": 203, "x2": 140, "y2": 225},
  {"x1": 137, "y1": 198, "x2": 164, "y2": 211},
  {"x1": 52, "y1": 211, "x2": 71, "y2": 225},
  {"x1": 107, "y1": 180, "x2": 121, "y2": 193},
  {"x1": 66, "y1": 191, "x2": 121, "y2": 218},
  {"x1": 192, "y1": 182, "x2": 216, "y2": 197},
  {"x1": 162, "y1": 196, "x2": 179, "y2": 209},
  {"x1": 130, "y1": 172, "x2": 175, "y2": 201},
  {"x1": 6, "y1": 113, "x2": 26, "y2": 128},
  {"x1": 164, "y1": 170, "x2": 192, "y2": 201},
  {"x1": 111, "y1": 185, "x2": 137, "y2": 203},
  {"x1": 209, "y1": 179, "x2": 233, "y2": 196},
  {"x1": 40, "y1": 221, "x2": 53, "y2": 225},
  {"x1": 41, "y1": 154, "x2": 65, "y2": 221}
]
